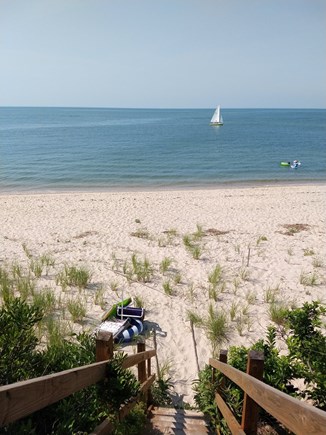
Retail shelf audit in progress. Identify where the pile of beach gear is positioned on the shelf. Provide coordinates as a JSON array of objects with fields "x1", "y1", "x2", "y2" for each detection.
[{"x1": 96, "y1": 297, "x2": 145, "y2": 343}]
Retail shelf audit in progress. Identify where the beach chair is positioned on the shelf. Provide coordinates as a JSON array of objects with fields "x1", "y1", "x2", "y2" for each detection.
[{"x1": 116, "y1": 306, "x2": 145, "y2": 321}]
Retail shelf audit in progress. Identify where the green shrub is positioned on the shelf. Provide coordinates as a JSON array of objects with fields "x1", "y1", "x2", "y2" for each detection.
[
  {"x1": 151, "y1": 360, "x2": 173, "y2": 407},
  {"x1": 193, "y1": 365, "x2": 220, "y2": 428},
  {"x1": 0, "y1": 297, "x2": 43, "y2": 385},
  {"x1": 102, "y1": 352, "x2": 141, "y2": 410},
  {"x1": 194, "y1": 302, "x2": 326, "y2": 434},
  {"x1": 0, "y1": 266, "x2": 14, "y2": 303},
  {"x1": 285, "y1": 302, "x2": 326, "y2": 409},
  {"x1": 0, "y1": 297, "x2": 146, "y2": 434}
]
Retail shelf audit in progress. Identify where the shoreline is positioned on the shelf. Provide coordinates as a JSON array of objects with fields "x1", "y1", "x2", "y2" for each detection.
[
  {"x1": 1, "y1": 184, "x2": 325, "y2": 404},
  {"x1": 1, "y1": 179, "x2": 326, "y2": 196}
]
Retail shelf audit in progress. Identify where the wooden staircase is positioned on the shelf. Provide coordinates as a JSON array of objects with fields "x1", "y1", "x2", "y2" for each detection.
[{"x1": 143, "y1": 407, "x2": 214, "y2": 434}]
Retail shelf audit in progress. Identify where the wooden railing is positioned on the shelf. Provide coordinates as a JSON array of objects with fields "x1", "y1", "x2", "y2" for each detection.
[
  {"x1": 210, "y1": 350, "x2": 326, "y2": 435},
  {"x1": 0, "y1": 331, "x2": 156, "y2": 434}
]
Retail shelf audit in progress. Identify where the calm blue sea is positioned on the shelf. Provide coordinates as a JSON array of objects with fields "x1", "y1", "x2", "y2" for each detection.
[{"x1": 0, "y1": 107, "x2": 325, "y2": 192}]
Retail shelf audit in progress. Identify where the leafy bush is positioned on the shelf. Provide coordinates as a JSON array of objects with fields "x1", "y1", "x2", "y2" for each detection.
[
  {"x1": 151, "y1": 377, "x2": 173, "y2": 407},
  {"x1": 193, "y1": 302, "x2": 326, "y2": 433},
  {"x1": 0, "y1": 297, "x2": 146, "y2": 434},
  {"x1": 0, "y1": 298, "x2": 43, "y2": 385},
  {"x1": 193, "y1": 365, "x2": 219, "y2": 427},
  {"x1": 285, "y1": 302, "x2": 326, "y2": 409}
]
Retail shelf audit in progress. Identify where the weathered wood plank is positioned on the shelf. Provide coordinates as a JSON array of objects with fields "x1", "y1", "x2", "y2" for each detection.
[
  {"x1": 139, "y1": 373, "x2": 155, "y2": 394},
  {"x1": 0, "y1": 360, "x2": 108, "y2": 426},
  {"x1": 122, "y1": 349, "x2": 156, "y2": 369},
  {"x1": 0, "y1": 346, "x2": 157, "y2": 429},
  {"x1": 214, "y1": 393, "x2": 245, "y2": 435},
  {"x1": 241, "y1": 350, "x2": 264, "y2": 435},
  {"x1": 137, "y1": 342, "x2": 147, "y2": 383},
  {"x1": 209, "y1": 358, "x2": 326, "y2": 435},
  {"x1": 96, "y1": 331, "x2": 114, "y2": 362}
]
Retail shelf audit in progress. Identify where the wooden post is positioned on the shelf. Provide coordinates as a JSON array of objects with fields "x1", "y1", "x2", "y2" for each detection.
[
  {"x1": 95, "y1": 331, "x2": 113, "y2": 362},
  {"x1": 147, "y1": 352, "x2": 153, "y2": 406},
  {"x1": 213, "y1": 349, "x2": 228, "y2": 383},
  {"x1": 241, "y1": 350, "x2": 264, "y2": 435},
  {"x1": 153, "y1": 329, "x2": 161, "y2": 379},
  {"x1": 219, "y1": 349, "x2": 228, "y2": 392},
  {"x1": 137, "y1": 342, "x2": 146, "y2": 383},
  {"x1": 137, "y1": 342, "x2": 147, "y2": 406}
]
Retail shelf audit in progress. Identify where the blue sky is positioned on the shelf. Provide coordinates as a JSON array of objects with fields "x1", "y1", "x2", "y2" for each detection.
[{"x1": 1, "y1": 0, "x2": 325, "y2": 108}]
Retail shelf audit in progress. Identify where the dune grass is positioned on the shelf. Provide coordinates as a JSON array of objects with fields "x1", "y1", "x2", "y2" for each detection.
[
  {"x1": 56, "y1": 265, "x2": 91, "y2": 290},
  {"x1": 67, "y1": 297, "x2": 87, "y2": 323},
  {"x1": 160, "y1": 257, "x2": 173, "y2": 275},
  {"x1": 204, "y1": 303, "x2": 229, "y2": 355}
]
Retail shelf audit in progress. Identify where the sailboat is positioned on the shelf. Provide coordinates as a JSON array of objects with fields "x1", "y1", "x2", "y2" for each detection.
[{"x1": 210, "y1": 105, "x2": 224, "y2": 126}]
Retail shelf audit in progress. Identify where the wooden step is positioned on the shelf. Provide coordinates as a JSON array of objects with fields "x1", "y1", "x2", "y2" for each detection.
[{"x1": 143, "y1": 407, "x2": 214, "y2": 434}]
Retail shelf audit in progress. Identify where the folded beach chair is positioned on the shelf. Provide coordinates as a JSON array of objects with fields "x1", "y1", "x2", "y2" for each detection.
[{"x1": 116, "y1": 306, "x2": 145, "y2": 321}]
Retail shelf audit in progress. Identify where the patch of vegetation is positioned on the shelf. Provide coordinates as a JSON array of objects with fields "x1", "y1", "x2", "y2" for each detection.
[
  {"x1": 183, "y1": 234, "x2": 203, "y2": 260},
  {"x1": 150, "y1": 358, "x2": 174, "y2": 407},
  {"x1": 130, "y1": 228, "x2": 151, "y2": 239},
  {"x1": 256, "y1": 235, "x2": 268, "y2": 245},
  {"x1": 268, "y1": 301, "x2": 289, "y2": 326},
  {"x1": 163, "y1": 280, "x2": 173, "y2": 296},
  {"x1": 0, "y1": 297, "x2": 147, "y2": 434},
  {"x1": 300, "y1": 271, "x2": 319, "y2": 286},
  {"x1": 159, "y1": 257, "x2": 173, "y2": 275},
  {"x1": 264, "y1": 284, "x2": 280, "y2": 304},
  {"x1": 193, "y1": 223, "x2": 205, "y2": 241},
  {"x1": 122, "y1": 254, "x2": 154, "y2": 283},
  {"x1": 281, "y1": 223, "x2": 310, "y2": 236},
  {"x1": 67, "y1": 297, "x2": 87, "y2": 322},
  {"x1": 56, "y1": 265, "x2": 91, "y2": 290},
  {"x1": 208, "y1": 264, "x2": 223, "y2": 290},
  {"x1": 131, "y1": 254, "x2": 153, "y2": 282},
  {"x1": 204, "y1": 303, "x2": 229, "y2": 356},
  {"x1": 193, "y1": 302, "x2": 326, "y2": 434}
]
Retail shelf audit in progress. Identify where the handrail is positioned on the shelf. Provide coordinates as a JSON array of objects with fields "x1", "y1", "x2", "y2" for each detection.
[
  {"x1": 0, "y1": 359, "x2": 108, "y2": 426},
  {"x1": 122, "y1": 349, "x2": 156, "y2": 369},
  {"x1": 210, "y1": 354, "x2": 326, "y2": 435},
  {"x1": 0, "y1": 332, "x2": 156, "y2": 433}
]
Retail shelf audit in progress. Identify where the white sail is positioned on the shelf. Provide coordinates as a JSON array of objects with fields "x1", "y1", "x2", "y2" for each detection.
[{"x1": 210, "y1": 105, "x2": 223, "y2": 125}]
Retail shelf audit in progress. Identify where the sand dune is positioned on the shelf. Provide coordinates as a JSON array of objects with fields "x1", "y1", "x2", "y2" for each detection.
[{"x1": 1, "y1": 184, "x2": 325, "y2": 404}]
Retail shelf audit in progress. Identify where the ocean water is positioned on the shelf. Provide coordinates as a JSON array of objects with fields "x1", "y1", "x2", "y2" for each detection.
[{"x1": 0, "y1": 107, "x2": 325, "y2": 192}]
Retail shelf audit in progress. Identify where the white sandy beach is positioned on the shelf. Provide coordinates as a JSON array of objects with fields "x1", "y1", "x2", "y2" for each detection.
[{"x1": 1, "y1": 184, "x2": 325, "y2": 404}]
